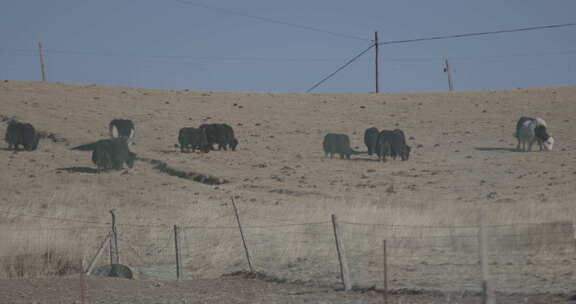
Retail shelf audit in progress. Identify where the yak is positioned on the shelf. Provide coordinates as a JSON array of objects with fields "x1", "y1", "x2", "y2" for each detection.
[
  {"x1": 178, "y1": 127, "x2": 209, "y2": 153},
  {"x1": 375, "y1": 129, "x2": 411, "y2": 162},
  {"x1": 364, "y1": 127, "x2": 379, "y2": 156},
  {"x1": 72, "y1": 137, "x2": 136, "y2": 172},
  {"x1": 515, "y1": 116, "x2": 554, "y2": 152},
  {"x1": 199, "y1": 123, "x2": 238, "y2": 151},
  {"x1": 109, "y1": 119, "x2": 135, "y2": 144},
  {"x1": 323, "y1": 133, "x2": 354, "y2": 160},
  {"x1": 4, "y1": 120, "x2": 40, "y2": 151}
]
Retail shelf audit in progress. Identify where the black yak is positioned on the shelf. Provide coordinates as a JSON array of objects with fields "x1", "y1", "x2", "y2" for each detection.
[
  {"x1": 376, "y1": 129, "x2": 411, "y2": 162},
  {"x1": 72, "y1": 138, "x2": 136, "y2": 171},
  {"x1": 4, "y1": 120, "x2": 40, "y2": 151},
  {"x1": 364, "y1": 127, "x2": 379, "y2": 156},
  {"x1": 323, "y1": 133, "x2": 354, "y2": 159},
  {"x1": 178, "y1": 127, "x2": 209, "y2": 153},
  {"x1": 199, "y1": 123, "x2": 238, "y2": 151}
]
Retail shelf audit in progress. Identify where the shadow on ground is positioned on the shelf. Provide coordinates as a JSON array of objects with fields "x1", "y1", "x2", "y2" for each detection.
[{"x1": 57, "y1": 167, "x2": 99, "y2": 174}]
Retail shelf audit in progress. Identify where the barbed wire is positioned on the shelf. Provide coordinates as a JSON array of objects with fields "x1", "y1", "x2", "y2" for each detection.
[
  {"x1": 0, "y1": 210, "x2": 109, "y2": 226},
  {"x1": 340, "y1": 220, "x2": 574, "y2": 229},
  {"x1": 2, "y1": 209, "x2": 574, "y2": 233}
]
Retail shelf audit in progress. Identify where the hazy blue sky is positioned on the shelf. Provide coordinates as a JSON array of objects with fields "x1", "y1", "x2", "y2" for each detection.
[{"x1": 1, "y1": 1, "x2": 575, "y2": 93}]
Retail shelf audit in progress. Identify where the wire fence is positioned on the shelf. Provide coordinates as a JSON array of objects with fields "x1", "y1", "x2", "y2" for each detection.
[{"x1": 1, "y1": 211, "x2": 575, "y2": 295}]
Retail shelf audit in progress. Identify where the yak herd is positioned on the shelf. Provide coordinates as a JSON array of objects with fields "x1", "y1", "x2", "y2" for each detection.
[
  {"x1": 3, "y1": 114, "x2": 554, "y2": 172},
  {"x1": 323, "y1": 128, "x2": 411, "y2": 162},
  {"x1": 2, "y1": 118, "x2": 239, "y2": 172}
]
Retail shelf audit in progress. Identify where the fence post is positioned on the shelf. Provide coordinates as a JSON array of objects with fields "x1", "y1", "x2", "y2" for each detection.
[
  {"x1": 231, "y1": 196, "x2": 254, "y2": 273},
  {"x1": 479, "y1": 215, "x2": 495, "y2": 304},
  {"x1": 331, "y1": 214, "x2": 351, "y2": 291},
  {"x1": 109, "y1": 209, "x2": 119, "y2": 264},
  {"x1": 79, "y1": 259, "x2": 87, "y2": 304},
  {"x1": 86, "y1": 232, "x2": 111, "y2": 275},
  {"x1": 382, "y1": 239, "x2": 388, "y2": 304},
  {"x1": 174, "y1": 225, "x2": 182, "y2": 280}
]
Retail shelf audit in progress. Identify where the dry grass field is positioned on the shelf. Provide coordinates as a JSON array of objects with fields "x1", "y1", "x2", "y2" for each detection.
[{"x1": 1, "y1": 80, "x2": 576, "y2": 303}]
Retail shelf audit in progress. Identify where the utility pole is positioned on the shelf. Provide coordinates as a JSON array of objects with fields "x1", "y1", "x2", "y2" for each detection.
[
  {"x1": 443, "y1": 58, "x2": 454, "y2": 91},
  {"x1": 38, "y1": 42, "x2": 47, "y2": 82},
  {"x1": 374, "y1": 31, "x2": 379, "y2": 93}
]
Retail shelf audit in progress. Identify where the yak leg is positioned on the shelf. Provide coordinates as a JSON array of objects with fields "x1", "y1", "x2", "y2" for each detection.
[
  {"x1": 537, "y1": 139, "x2": 544, "y2": 151},
  {"x1": 528, "y1": 138, "x2": 536, "y2": 152}
]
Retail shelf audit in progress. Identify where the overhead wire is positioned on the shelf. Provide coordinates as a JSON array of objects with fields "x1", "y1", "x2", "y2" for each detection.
[
  {"x1": 305, "y1": 22, "x2": 576, "y2": 92},
  {"x1": 2, "y1": 20, "x2": 575, "y2": 91},
  {"x1": 377, "y1": 22, "x2": 576, "y2": 46},
  {"x1": 306, "y1": 43, "x2": 375, "y2": 93},
  {"x1": 174, "y1": 0, "x2": 370, "y2": 42}
]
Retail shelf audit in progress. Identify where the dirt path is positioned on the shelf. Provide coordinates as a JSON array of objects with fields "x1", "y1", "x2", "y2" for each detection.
[{"x1": 0, "y1": 275, "x2": 569, "y2": 304}]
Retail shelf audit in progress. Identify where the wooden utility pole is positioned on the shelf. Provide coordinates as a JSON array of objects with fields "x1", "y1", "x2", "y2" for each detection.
[
  {"x1": 443, "y1": 58, "x2": 454, "y2": 91},
  {"x1": 374, "y1": 31, "x2": 380, "y2": 93},
  {"x1": 37, "y1": 41, "x2": 46, "y2": 82},
  {"x1": 231, "y1": 196, "x2": 254, "y2": 273},
  {"x1": 479, "y1": 215, "x2": 495, "y2": 304},
  {"x1": 174, "y1": 225, "x2": 182, "y2": 280},
  {"x1": 331, "y1": 214, "x2": 352, "y2": 291}
]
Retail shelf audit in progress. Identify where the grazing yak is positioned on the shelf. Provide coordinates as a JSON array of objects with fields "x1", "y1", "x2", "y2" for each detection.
[
  {"x1": 178, "y1": 127, "x2": 209, "y2": 153},
  {"x1": 515, "y1": 116, "x2": 554, "y2": 152},
  {"x1": 109, "y1": 119, "x2": 135, "y2": 144},
  {"x1": 323, "y1": 133, "x2": 355, "y2": 159},
  {"x1": 72, "y1": 137, "x2": 136, "y2": 171},
  {"x1": 4, "y1": 120, "x2": 40, "y2": 151},
  {"x1": 199, "y1": 123, "x2": 238, "y2": 151},
  {"x1": 375, "y1": 129, "x2": 411, "y2": 162},
  {"x1": 364, "y1": 127, "x2": 379, "y2": 156}
]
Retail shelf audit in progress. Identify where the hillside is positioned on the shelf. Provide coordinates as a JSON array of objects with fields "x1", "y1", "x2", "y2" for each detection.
[
  {"x1": 2, "y1": 80, "x2": 575, "y2": 224},
  {"x1": 1, "y1": 80, "x2": 576, "y2": 295}
]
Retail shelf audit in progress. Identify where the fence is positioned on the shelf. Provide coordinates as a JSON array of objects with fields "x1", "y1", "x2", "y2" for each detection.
[{"x1": 1, "y1": 209, "x2": 575, "y2": 297}]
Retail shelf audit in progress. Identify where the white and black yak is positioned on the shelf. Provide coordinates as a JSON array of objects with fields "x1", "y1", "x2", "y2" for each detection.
[
  {"x1": 109, "y1": 119, "x2": 135, "y2": 144},
  {"x1": 515, "y1": 116, "x2": 554, "y2": 152}
]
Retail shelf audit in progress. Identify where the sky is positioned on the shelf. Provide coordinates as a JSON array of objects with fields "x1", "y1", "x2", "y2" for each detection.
[{"x1": 1, "y1": 0, "x2": 575, "y2": 93}]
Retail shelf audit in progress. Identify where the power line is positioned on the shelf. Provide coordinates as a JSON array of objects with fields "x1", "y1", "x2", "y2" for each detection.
[
  {"x1": 306, "y1": 44, "x2": 375, "y2": 93},
  {"x1": 174, "y1": 0, "x2": 370, "y2": 42},
  {"x1": 378, "y1": 22, "x2": 576, "y2": 46},
  {"x1": 0, "y1": 48, "x2": 369, "y2": 63},
  {"x1": 306, "y1": 22, "x2": 576, "y2": 92}
]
